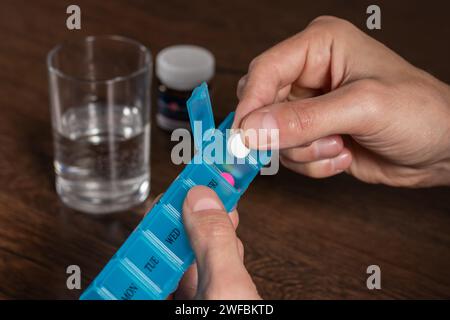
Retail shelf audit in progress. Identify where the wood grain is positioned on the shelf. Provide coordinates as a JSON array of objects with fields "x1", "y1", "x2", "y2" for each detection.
[{"x1": 0, "y1": 0, "x2": 449, "y2": 299}]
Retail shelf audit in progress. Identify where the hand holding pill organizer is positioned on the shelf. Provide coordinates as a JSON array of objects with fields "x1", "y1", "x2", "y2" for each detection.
[{"x1": 80, "y1": 82, "x2": 271, "y2": 300}]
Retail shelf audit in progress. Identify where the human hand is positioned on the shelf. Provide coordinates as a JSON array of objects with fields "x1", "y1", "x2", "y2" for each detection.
[
  {"x1": 235, "y1": 16, "x2": 450, "y2": 187},
  {"x1": 173, "y1": 186, "x2": 260, "y2": 300}
]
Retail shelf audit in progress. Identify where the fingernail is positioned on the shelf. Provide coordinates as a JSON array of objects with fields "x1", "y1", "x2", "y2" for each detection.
[
  {"x1": 187, "y1": 188, "x2": 223, "y2": 213},
  {"x1": 242, "y1": 111, "x2": 277, "y2": 131},
  {"x1": 315, "y1": 137, "x2": 341, "y2": 158},
  {"x1": 241, "y1": 112, "x2": 279, "y2": 148},
  {"x1": 332, "y1": 151, "x2": 351, "y2": 172}
]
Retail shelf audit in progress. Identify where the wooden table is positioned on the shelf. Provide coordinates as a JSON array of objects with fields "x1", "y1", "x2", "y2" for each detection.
[{"x1": 0, "y1": 0, "x2": 449, "y2": 299}]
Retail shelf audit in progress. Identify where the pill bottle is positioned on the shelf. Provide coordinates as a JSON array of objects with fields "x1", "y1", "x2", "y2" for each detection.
[{"x1": 155, "y1": 45, "x2": 215, "y2": 131}]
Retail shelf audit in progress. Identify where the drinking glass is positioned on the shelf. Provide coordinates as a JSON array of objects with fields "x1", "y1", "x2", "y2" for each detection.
[{"x1": 47, "y1": 35, "x2": 152, "y2": 214}]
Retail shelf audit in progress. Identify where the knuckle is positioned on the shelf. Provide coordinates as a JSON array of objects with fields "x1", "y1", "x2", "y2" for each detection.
[
  {"x1": 283, "y1": 103, "x2": 315, "y2": 137},
  {"x1": 311, "y1": 15, "x2": 340, "y2": 24},
  {"x1": 236, "y1": 75, "x2": 248, "y2": 98},
  {"x1": 248, "y1": 54, "x2": 275, "y2": 74},
  {"x1": 194, "y1": 212, "x2": 234, "y2": 241},
  {"x1": 309, "y1": 16, "x2": 358, "y2": 38},
  {"x1": 237, "y1": 75, "x2": 247, "y2": 88},
  {"x1": 311, "y1": 15, "x2": 353, "y2": 29},
  {"x1": 248, "y1": 56, "x2": 263, "y2": 71}
]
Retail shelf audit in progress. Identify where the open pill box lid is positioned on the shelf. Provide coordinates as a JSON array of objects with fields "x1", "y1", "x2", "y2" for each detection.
[{"x1": 187, "y1": 82, "x2": 216, "y2": 150}]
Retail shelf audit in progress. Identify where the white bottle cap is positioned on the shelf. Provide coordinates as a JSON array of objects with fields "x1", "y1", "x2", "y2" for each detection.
[{"x1": 156, "y1": 45, "x2": 215, "y2": 91}]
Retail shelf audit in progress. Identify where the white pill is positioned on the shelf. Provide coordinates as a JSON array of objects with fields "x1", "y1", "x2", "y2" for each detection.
[{"x1": 228, "y1": 133, "x2": 250, "y2": 158}]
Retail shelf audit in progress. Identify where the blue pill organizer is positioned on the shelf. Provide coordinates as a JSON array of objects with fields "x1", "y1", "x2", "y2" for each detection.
[{"x1": 80, "y1": 82, "x2": 271, "y2": 300}]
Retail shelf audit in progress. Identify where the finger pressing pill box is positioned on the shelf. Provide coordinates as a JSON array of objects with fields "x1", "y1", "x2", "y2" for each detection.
[{"x1": 80, "y1": 83, "x2": 271, "y2": 300}]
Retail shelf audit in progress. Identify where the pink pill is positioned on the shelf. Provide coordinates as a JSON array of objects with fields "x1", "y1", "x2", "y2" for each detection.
[{"x1": 221, "y1": 172, "x2": 235, "y2": 187}]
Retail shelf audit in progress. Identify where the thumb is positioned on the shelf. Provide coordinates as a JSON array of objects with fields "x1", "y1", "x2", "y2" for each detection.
[
  {"x1": 182, "y1": 186, "x2": 260, "y2": 300},
  {"x1": 240, "y1": 80, "x2": 380, "y2": 149}
]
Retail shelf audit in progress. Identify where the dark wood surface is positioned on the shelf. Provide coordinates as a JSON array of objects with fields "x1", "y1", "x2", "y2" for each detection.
[{"x1": 0, "y1": 0, "x2": 449, "y2": 299}]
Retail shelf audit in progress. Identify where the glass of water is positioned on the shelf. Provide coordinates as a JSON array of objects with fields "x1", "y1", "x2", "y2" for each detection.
[{"x1": 47, "y1": 35, "x2": 152, "y2": 214}]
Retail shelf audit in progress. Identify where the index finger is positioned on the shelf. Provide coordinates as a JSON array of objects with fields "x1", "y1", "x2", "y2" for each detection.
[
  {"x1": 233, "y1": 16, "x2": 360, "y2": 128},
  {"x1": 232, "y1": 33, "x2": 309, "y2": 128}
]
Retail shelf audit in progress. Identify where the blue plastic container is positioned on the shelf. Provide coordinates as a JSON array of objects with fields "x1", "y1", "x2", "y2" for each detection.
[{"x1": 80, "y1": 83, "x2": 270, "y2": 300}]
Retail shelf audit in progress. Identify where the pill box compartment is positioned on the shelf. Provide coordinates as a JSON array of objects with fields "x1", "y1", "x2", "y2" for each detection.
[{"x1": 197, "y1": 118, "x2": 270, "y2": 198}]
